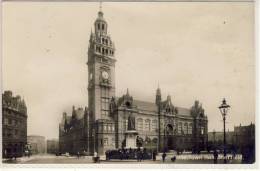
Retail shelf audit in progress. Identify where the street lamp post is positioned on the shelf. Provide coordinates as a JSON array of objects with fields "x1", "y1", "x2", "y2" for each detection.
[{"x1": 218, "y1": 98, "x2": 230, "y2": 164}]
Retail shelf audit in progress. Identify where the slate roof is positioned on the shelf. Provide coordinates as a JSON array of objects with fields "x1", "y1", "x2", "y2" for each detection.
[
  {"x1": 132, "y1": 99, "x2": 191, "y2": 117},
  {"x1": 132, "y1": 99, "x2": 157, "y2": 112},
  {"x1": 176, "y1": 107, "x2": 191, "y2": 116}
]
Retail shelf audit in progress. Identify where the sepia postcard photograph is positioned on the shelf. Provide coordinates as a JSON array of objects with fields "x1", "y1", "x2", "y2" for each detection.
[{"x1": 0, "y1": 0, "x2": 257, "y2": 168}]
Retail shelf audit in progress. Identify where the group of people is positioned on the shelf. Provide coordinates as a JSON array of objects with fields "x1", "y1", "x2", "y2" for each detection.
[{"x1": 105, "y1": 147, "x2": 155, "y2": 161}]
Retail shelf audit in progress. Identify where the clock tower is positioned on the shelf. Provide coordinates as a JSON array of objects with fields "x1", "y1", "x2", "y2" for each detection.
[{"x1": 87, "y1": 8, "x2": 116, "y2": 154}]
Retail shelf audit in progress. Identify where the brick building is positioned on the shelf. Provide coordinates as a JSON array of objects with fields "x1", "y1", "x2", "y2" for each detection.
[{"x1": 2, "y1": 90, "x2": 27, "y2": 158}]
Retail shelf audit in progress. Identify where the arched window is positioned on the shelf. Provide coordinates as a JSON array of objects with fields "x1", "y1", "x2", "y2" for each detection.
[
  {"x1": 137, "y1": 118, "x2": 143, "y2": 131},
  {"x1": 97, "y1": 23, "x2": 100, "y2": 30},
  {"x1": 145, "y1": 119, "x2": 151, "y2": 131},
  {"x1": 152, "y1": 120, "x2": 157, "y2": 131}
]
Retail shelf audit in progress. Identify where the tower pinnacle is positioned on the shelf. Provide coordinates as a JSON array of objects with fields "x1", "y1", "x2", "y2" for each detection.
[{"x1": 99, "y1": 1, "x2": 102, "y2": 12}]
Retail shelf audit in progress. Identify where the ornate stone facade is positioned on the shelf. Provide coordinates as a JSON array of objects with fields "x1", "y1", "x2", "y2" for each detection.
[
  {"x1": 59, "y1": 9, "x2": 208, "y2": 155},
  {"x1": 2, "y1": 90, "x2": 27, "y2": 158}
]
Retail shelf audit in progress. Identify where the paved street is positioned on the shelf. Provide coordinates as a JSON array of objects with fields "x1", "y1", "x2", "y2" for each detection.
[{"x1": 2, "y1": 154, "x2": 242, "y2": 164}]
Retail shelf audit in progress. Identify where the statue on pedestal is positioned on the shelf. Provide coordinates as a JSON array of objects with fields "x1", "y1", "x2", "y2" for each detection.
[{"x1": 127, "y1": 114, "x2": 135, "y2": 130}]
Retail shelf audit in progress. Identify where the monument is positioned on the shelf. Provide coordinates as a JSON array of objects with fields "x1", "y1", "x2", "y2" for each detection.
[{"x1": 125, "y1": 114, "x2": 138, "y2": 148}]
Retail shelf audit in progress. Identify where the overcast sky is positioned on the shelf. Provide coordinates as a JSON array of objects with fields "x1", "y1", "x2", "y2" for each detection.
[{"x1": 2, "y1": 2, "x2": 255, "y2": 139}]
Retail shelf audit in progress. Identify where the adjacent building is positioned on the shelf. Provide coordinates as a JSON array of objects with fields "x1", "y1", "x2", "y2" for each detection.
[
  {"x1": 47, "y1": 139, "x2": 59, "y2": 154},
  {"x1": 208, "y1": 130, "x2": 235, "y2": 146},
  {"x1": 233, "y1": 123, "x2": 255, "y2": 153},
  {"x1": 208, "y1": 123, "x2": 255, "y2": 154},
  {"x1": 2, "y1": 90, "x2": 27, "y2": 158},
  {"x1": 27, "y1": 135, "x2": 46, "y2": 154},
  {"x1": 59, "y1": 9, "x2": 208, "y2": 155},
  {"x1": 59, "y1": 107, "x2": 88, "y2": 154}
]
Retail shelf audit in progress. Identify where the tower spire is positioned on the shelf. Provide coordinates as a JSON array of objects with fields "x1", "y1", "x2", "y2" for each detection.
[{"x1": 99, "y1": 1, "x2": 102, "y2": 12}]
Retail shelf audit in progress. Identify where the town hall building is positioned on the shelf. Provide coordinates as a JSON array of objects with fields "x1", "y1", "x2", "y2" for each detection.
[{"x1": 59, "y1": 8, "x2": 208, "y2": 155}]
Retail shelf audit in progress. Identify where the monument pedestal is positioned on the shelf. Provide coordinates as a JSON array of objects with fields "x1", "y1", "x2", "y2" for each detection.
[{"x1": 125, "y1": 130, "x2": 138, "y2": 149}]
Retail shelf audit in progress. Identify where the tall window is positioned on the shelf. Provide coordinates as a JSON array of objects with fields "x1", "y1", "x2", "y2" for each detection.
[
  {"x1": 152, "y1": 120, "x2": 157, "y2": 131},
  {"x1": 188, "y1": 123, "x2": 193, "y2": 134},
  {"x1": 108, "y1": 124, "x2": 111, "y2": 131},
  {"x1": 103, "y1": 124, "x2": 107, "y2": 131},
  {"x1": 137, "y1": 118, "x2": 143, "y2": 131},
  {"x1": 184, "y1": 123, "x2": 188, "y2": 134},
  {"x1": 99, "y1": 125, "x2": 103, "y2": 132},
  {"x1": 101, "y1": 87, "x2": 109, "y2": 117},
  {"x1": 178, "y1": 122, "x2": 182, "y2": 134},
  {"x1": 201, "y1": 126, "x2": 204, "y2": 135},
  {"x1": 104, "y1": 138, "x2": 108, "y2": 146},
  {"x1": 124, "y1": 119, "x2": 128, "y2": 130},
  {"x1": 145, "y1": 119, "x2": 151, "y2": 131}
]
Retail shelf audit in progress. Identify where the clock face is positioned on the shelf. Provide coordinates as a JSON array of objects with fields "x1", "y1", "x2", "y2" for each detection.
[{"x1": 102, "y1": 71, "x2": 109, "y2": 79}]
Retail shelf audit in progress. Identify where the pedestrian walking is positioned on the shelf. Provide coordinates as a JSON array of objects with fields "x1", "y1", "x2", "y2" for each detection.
[
  {"x1": 162, "y1": 152, "x2": 167, "y2": 162},
  {"x1": 213, "y1": 150, "x2": 218, "y2": 164},
  {"x1": 137, "y1": 150, "x2": 141, "y2": 162},
  {"x1": 141, "y1": 150, "x2": 144, "y2": 161},
  {"x1": 77, "y1": 151, "x2": 80, "y2": 159},
  {"x1": 153, "y1": 150, "x2": 156, "y2": 161}
]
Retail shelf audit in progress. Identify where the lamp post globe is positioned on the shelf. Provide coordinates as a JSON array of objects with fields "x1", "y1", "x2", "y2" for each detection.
[{"x1": 218, "y1": 98, "x2": 230, "y2": 164}]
